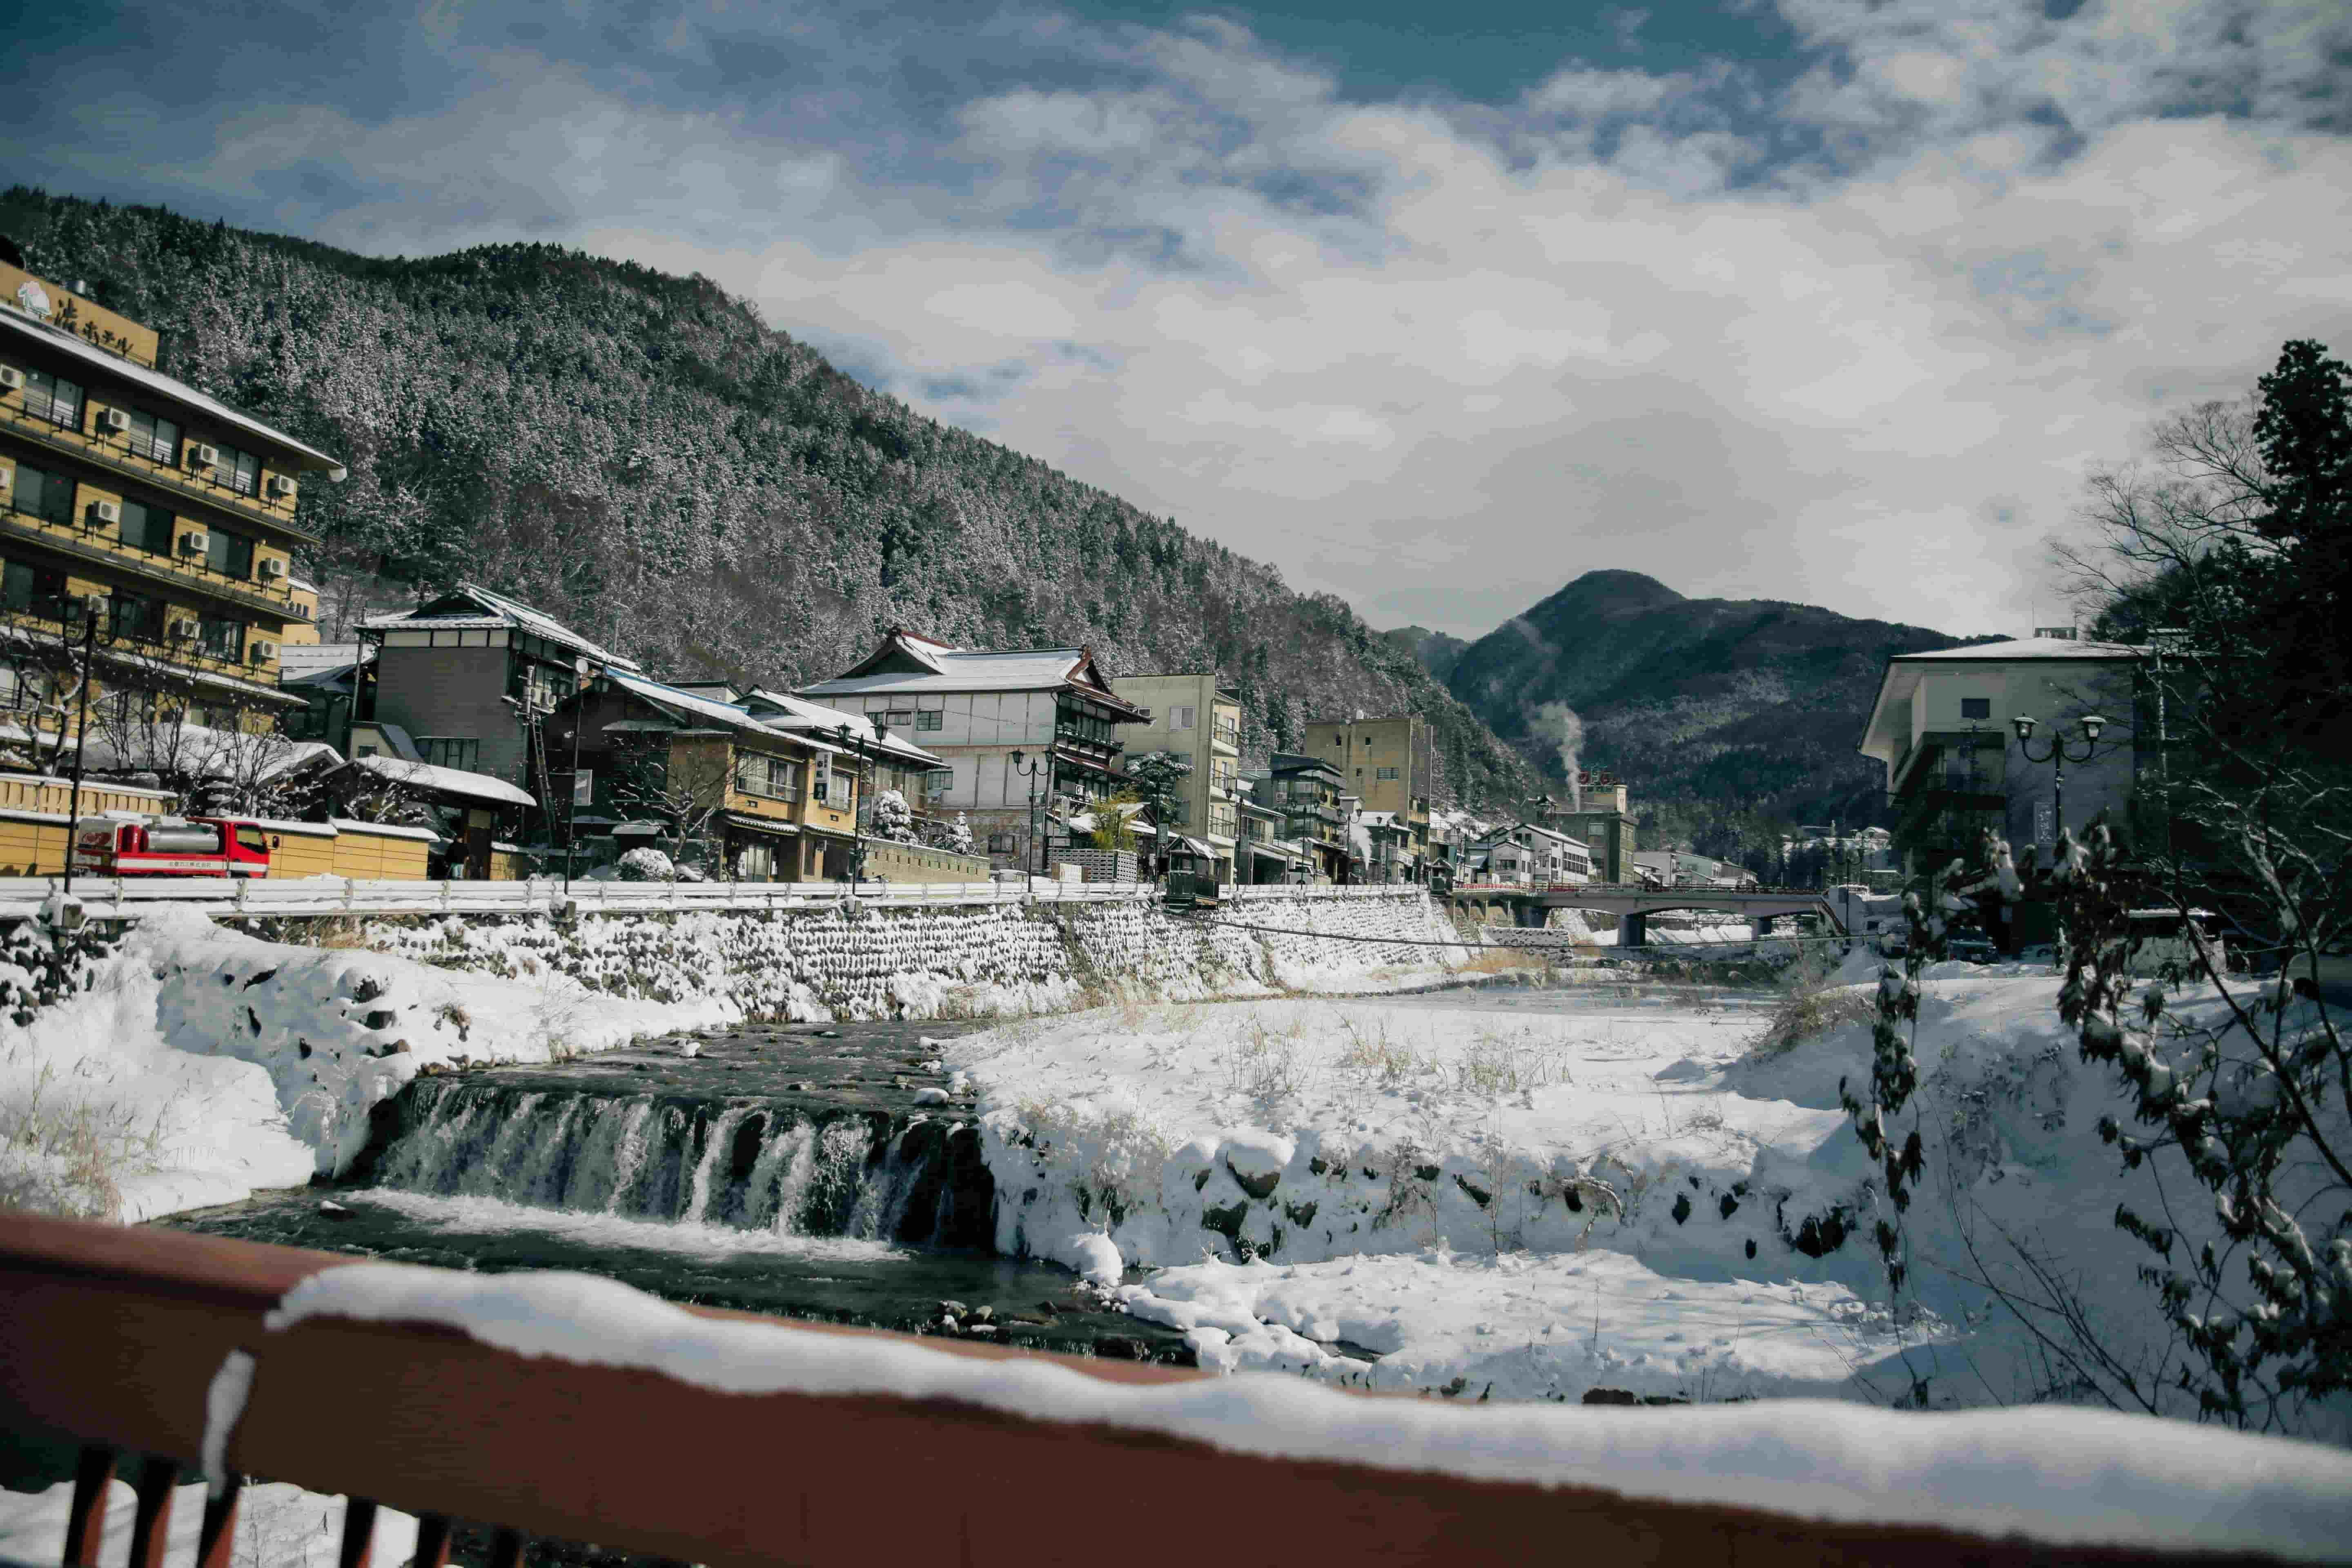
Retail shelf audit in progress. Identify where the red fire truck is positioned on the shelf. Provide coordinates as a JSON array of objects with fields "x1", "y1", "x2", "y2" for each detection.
[{"x1": 71, "y1": 815, "x2": 274, "y2": 878}]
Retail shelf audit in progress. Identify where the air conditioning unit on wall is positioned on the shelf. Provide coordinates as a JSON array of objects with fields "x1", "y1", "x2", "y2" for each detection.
[
  {"x1": 258, "y1": 557, "x2": 287, "y2": 579},
  {"x1": 88, "y1": 500, "x2": 120, "y2": 526},
  {"x1": 251, "y1": 639, "x2": 278, "y2": 662},
  {"x1": 187, "y1": 443, "x2": 220, "y2": 470},
  {"x1": 178, "y1": 530, "x2": 209, "y2": 555},
  {"x1": 97, "y1": 408, "x2": 128, "y2": 434},
  {"x1": 0, "y1": 366, "x2": 23, "y2": 391},
  {"x1": 267, "y1": 474, "x2": 295, "y2": 498}
]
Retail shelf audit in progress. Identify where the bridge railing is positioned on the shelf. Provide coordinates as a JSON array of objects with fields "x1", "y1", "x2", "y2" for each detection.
[{"x1": 0, "y1": 1212, "x2": 2292, "y2": 1568}]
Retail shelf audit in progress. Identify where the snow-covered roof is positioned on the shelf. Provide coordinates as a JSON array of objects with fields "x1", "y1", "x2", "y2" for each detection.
[
  {"x1": 0, "y1": 304, "x2": 348, "y2": 477},
  {"x1": 742, "y1": 688, "x2": 945, "y2": 768},
  {"x1": 363, "y1": 583, "x2": 640, "y2": 672},
  {"x1": 344, "y1": 754, "x2": 537, "y2": 809},
  {"x1": 278, "y1": 641, "x2": 368, "y2": 684},
  {"x1": 1891, "y1": 637, "x2": 2142, "y2": 664},
  {"x1": 801, "y1": 627, "x2": 1146, "y2": 718},
  {"x1": 606, "y1": 672, "x2": 849, "y2": 757}
]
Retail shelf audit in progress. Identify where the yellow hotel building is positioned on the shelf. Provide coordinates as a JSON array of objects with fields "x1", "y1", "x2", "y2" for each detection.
[{"x1": 0, "y1": 261, "x2": 343, "y2": 741}]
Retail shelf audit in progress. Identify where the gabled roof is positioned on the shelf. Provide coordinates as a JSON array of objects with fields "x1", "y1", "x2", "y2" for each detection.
[
  {"x1": 799, "y1": 627, "x2": 1148, "y2": 719},
  {"x1": 362, "y1": 583, "x2": 641, "y2": 672},
  {"x1": 0, "y1": 305, "x2": 347, "y2": 476}
]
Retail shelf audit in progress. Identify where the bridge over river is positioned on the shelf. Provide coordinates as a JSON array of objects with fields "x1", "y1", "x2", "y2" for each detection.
[{"x1": 1447, "y1": 882, "x2": 1847, "y2": 945}]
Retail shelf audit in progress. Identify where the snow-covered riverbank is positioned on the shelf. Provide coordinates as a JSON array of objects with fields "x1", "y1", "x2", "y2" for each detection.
[{"x1": 953, "y1": 964, "x2": 2352, "y2": 1434}]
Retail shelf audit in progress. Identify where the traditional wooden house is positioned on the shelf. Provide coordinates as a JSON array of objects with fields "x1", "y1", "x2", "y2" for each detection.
[{"x1": 798, "y1": 628, "x2": 1147, "y2": 874}]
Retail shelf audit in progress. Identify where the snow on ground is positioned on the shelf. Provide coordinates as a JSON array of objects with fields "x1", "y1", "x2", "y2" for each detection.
[
  {"x1": 1, "y1": 908, "x2": 724, "y2": 1218},
  {"x1": 953, "y1": 968, "x2": 2352, "y2": 1434},
  {"x1": 0, "y1": 1474, "x2": 417, "y2": 1568}
]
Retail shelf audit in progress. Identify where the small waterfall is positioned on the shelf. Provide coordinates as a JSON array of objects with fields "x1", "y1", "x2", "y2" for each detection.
[{"x1": 361, "y1": 1080, "x2": 992, "y2": 1249}]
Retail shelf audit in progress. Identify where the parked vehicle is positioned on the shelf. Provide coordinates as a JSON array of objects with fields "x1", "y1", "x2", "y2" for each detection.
[{"x1": 71, "y1": 815, "x2": 274, "y2": 878}]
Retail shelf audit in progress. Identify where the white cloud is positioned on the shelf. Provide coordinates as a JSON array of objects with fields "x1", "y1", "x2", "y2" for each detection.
[{"x1": 140, "y1": 3, "x2": 2352, "y2": 642}]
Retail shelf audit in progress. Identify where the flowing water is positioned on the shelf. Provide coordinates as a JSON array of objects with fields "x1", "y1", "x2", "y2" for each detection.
[{"x1": 158, "y1": 1016, "x2": 1181, "y2": 1359}]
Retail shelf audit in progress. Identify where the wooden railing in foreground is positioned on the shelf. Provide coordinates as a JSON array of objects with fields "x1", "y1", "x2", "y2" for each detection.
[{"x1": 0, "y1": 1212, "x2": 2282, "y2": 1568}]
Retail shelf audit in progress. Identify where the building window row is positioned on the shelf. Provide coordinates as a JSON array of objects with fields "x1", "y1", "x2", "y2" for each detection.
[
  {"x1": 4, "y1": 463, "x2": 268, "y2": 582},
  {"x1": 420, "y1": 737, "x2": 481, "y2": 772},
  {"x1": 5, "y1": 360, "x2": 278, "y2": 501}
]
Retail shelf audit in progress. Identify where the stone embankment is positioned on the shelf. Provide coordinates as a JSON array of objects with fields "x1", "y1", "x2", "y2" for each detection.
[{"x1": 345, "y1": 887, "x2": 1466, "y2": 1023}]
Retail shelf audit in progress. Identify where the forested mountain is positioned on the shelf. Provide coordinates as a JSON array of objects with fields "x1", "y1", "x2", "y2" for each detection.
[
  {"x1": 1, "y1": 189, "x2": 1535, "y2": 807},
  {"x1": 1433, "y1": 570, "x2": 1993, "y2": 841}
]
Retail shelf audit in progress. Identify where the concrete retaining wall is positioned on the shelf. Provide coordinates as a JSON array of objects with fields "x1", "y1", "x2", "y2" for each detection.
[{"x1": 354, "y1": 888, "x2": 1463, "y2": 1023}]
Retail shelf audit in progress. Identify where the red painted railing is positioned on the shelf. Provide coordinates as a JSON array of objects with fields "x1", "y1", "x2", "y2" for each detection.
[{"x1": 0, "y1": 1212, "x2": 2292, "y2": 1567}]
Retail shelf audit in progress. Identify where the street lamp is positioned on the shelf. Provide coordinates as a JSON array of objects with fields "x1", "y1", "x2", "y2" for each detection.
[
  {"x1": 2011, "y1": 713, "x2": 2107, "y2": 851},
  {"x1": 58, "y1": 596, "x2": 101, "y2": 898},
  {"x1": 830, "y1": 719, "x2": 891, "y2": 891},
  {"x1": 1008, "y1": 747, "x2": 1047, "y2": 880}
]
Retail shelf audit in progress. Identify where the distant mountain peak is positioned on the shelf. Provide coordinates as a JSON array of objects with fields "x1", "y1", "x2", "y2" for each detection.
[{"x1": 1531, "y1": 570, "x2": 1686, "y2": 618}]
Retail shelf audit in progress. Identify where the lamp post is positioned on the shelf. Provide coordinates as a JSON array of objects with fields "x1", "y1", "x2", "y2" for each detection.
[
  {"x1": 1008, "y1": 748, "x2": 1047, "y2": 882},
  {"x1": 2011, "y1": 712, "x2": 2107, "y2": 853},
  {"x1": 58, "y1": 597, "x2": 100, "y2": 898},
  {"x1": 830, "y1": 719, "x2": 892, "y2": 891}
]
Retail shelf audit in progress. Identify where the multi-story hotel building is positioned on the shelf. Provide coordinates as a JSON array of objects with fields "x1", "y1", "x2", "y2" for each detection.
[
  {"x1": 0, "y1": 262, "x2": 343, "y2": 739},
  {"x1": 1109, "y1": 671, "x2": 1242, "y2": 883},
  {"x1": 1300, "y1": 714, "x2": 1434, "y2": 876}
]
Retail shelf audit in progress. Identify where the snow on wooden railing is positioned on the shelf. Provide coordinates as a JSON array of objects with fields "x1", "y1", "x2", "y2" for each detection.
[{"x1": 5, "y1": 1212, "x2": 2337, "y2": 1568}]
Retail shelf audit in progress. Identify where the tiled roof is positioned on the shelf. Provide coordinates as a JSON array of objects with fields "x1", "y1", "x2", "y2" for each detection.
[{"x1": 362, "y1": 583, "x2": 640, "y2": 671}]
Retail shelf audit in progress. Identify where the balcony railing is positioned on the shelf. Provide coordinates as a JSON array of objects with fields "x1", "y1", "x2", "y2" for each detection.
[
  {"x1": 0, "y1": 398, "x2": 314, "y2": 540},
  {"x1": 0, "y1": 504, "x2": 309, "y2": 626}
]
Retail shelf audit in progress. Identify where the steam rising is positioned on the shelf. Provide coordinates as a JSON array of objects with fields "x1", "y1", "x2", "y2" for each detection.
[{"x1": 1532, "y1": 702, "x2": 1584, "y2": 812}]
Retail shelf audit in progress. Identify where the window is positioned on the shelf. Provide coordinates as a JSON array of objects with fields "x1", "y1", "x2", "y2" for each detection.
[
  {"x1": 109, "y1": 590, "x2": 165, "y2": 644},
  {"x1": 914, "y1": 708, "x2": 942, "y2": 731},
  {"x1": 421, "y1": 737, "x2": 481, "y2": 772},
  {"x1": 2, "y1": 561, "x2": 69, "y2": 620},
  {"x1": 1376, "y1": 766, "x2": 1400, "y2": 781},
  {"x1": 9, "y1": 463, "x2": 75, "y2": 526},
  {"x1": 509, "y1": 657, "x2": 576, "y2": 712},
  {"x1": 117, "y1": 499, "x2": 174, "y2": 555},
  {"x1": 204, "y1": 528, "x2": 254, "y2": 580},
  {"x1": 23, "y1": 370, "x2": 82, "y2": 431},
  {"x1": 205, "y1": 441, "x2": 260, "y2": 496},
  {"x1": 0, "y1": 662, "x2": 46, "y2": 711},
  {"x1": 122, "y1": 408, "x2": 180, "y2": 465},
  {"x1": 1170, "y1": 705, "x2": 1196, "y2": 731},
  {"x1": 197, "y1": 616, "x2": 245, "y2": 662},
  {"x1": 235, "y1": 826, "x2": 269, "y2": 855},
  {"x1": 736, "y1": 755, "x2": 804, "y2": 802},
  {"x1": 988, "y1": 832, "x2": 1016, "y2": 854},
  {"x1": 1961, "y1": 697, "x2": 1991, "y2": 720}
]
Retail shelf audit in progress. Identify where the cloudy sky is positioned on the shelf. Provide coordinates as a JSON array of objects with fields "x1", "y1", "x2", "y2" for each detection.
[{"x1": 4, "y1": 1, "x2": 2347, "y2": 640}]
